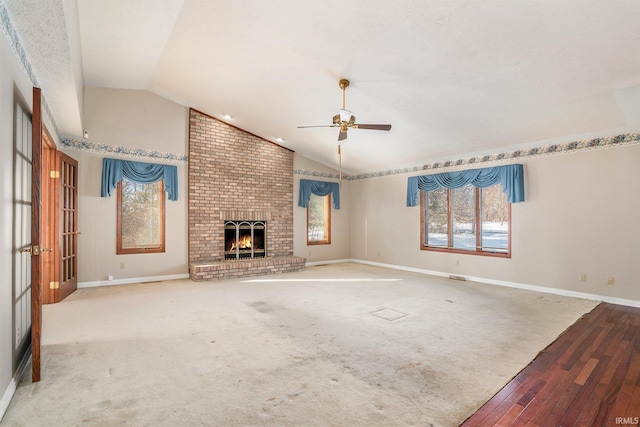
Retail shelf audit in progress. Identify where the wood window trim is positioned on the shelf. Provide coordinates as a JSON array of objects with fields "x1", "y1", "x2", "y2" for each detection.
[
  {"x1": 116, "y1": 179, "x2": 166, "y2": 254},
  {"x1": 420, "y1": 187, "x2": 511, "y2": 258},
  {"x1": 307, "y1": 193, "x2": 331, "y2": 245}
]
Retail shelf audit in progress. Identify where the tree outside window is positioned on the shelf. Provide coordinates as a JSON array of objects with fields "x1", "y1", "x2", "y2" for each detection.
[
  {"x1": 117, "y1": 177, "x2": 165, "y2": 254},
  {"x1": 307, "y1": 193, "x2": 331, "y2": 245},
  {"x1": 421, "y1": 184, "x2": 510, "y2": 257}
]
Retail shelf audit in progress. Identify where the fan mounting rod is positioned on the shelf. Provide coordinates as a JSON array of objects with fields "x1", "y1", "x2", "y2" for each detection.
[{"x1": 339, "y1": 79, "x2": 349, "y2": 109}]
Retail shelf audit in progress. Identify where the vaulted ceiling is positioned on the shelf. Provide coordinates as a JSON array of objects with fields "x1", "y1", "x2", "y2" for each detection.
[{"x1": 4, "y1": 0, "x2": 640, "y2": 173}]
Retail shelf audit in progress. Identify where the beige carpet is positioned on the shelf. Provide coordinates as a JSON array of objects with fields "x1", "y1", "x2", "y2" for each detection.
[{"x1": 1, "y1": 263, "x2": 598, "y2": 427}]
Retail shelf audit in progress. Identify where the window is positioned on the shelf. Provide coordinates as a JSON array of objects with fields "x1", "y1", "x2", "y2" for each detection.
[
  {"x1": 421, "y1": 184, "x2": 510, "y2": 257},
  {"x1": 307, "y1": 193, "x2": 331, "y2": 244},
  {"x1": 117, "y1": 177, "x2": 165, "y2": 254}
]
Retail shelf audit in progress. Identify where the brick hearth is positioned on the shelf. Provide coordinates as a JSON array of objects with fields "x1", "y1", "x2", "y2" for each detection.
[
  {"x1": 188, "y1": 109, "x2": 305, "y2": 281},
  {"x1": 189, "y1": 256, "x2": 306, "y2": 281}
]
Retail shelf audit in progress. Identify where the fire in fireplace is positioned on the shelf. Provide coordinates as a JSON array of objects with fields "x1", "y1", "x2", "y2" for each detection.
[{"x1": 224, "y1": 220, "x2": 266, "y2": 260}]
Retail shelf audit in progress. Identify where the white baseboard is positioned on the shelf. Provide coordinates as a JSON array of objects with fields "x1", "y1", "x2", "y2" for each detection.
[
  {"x1": 305, "y1": 259, "x2": 353, "y2": 267},
  {"x1": 76, "y1": 262, "x2": 640, "y2": 308},
  {"x1": 0, "y1": 350, "x2": 31, "y2": 422},
  {"x1": 78, "y1": 273, "x2": 189, "y2": 289},
  {"x1": 341, "y1": 258, "x2": 640, "y2": 308},
  {"x1": 0, "y1": 378, "x2": 16, "y2": 422}
]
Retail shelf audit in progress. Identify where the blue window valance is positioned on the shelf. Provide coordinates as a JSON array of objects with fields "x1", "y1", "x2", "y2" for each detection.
[
  {"x1": 298, "y1": 179, "x2": 340, "y2": 209},
  {"x1": 406, "y1": 164, "x2": 524, "y2": 206},
  {"x1": 101, "y1": 158, "x2": 179, "y2": 201}
]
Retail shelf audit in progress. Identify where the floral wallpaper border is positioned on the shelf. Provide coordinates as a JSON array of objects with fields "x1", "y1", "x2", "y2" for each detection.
[
  {"x1": 294, "y1": 169, "x2": 350, "y2": 180},
  {"x1": 295, "y1": 132, "x2": 639, "y2": 181},
  {"x1": 0, "y1": 2, "x2": 59, "y2": 136},
  {"x1": 61, "y1": 138, "x2": 188, "y2": 163}
]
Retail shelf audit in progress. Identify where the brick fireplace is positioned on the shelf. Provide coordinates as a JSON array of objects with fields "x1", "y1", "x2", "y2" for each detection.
[{"x1": 187, "y1": 109, "x2": 305, "y2": 281}]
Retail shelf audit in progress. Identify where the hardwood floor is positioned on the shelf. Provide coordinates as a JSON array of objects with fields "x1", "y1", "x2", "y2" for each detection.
[{"x1": 462, "y1": 303, "x2": 640, "y2": 427}]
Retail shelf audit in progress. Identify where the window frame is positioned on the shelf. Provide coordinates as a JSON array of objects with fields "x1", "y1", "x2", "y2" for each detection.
[
  {"x1": 116, "y1": 178, "x2": 166, "y2": 254},
  {"x1": 420, "y1": 186, "x2": 511, "y2": 258},
  {"x1": 306, "y1": 193, "x2": 331, "y2": 245}
]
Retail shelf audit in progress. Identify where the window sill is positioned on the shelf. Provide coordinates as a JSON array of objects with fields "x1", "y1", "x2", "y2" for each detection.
[{"x1": 420, "y1": 246, "x2": 510, "y2": 258}]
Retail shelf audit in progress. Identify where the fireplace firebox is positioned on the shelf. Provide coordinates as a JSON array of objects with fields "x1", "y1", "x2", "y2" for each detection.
[{"x1": 224, "y1": 220, "x2": 266, "y2": 260}]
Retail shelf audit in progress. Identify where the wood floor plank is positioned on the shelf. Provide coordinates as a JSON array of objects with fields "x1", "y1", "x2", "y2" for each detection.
[
  {"x1": 463, "y1": 303, "x2": 640, "y2": 427},
  {"x1": 559, "y1": 326, "x2": 602, "y2": 371},
  {"x1": 469, "y1": 373, "x2": 544, "y2": 427},
  {"x1": 574, "y1": 357, "x2": 599, "y2": 386},
  {"x1": 495, "y1": 403, "x2": 526, "y2": 427},
  {"x1": 509, "y1": 397, "x2": 544, "y2": 427},
  {"x1": 573, "y1": 382, "x2": 608, "y2": 426},
  {"x1": 557, "y1": 354, "x2": 611, "y2": 425},
  {"x1": 527, "y1": 360, "x2": 584, "y2": 425}
]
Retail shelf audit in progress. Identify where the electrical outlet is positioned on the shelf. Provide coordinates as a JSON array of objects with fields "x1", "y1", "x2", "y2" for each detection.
[
  {"x1": 120, "y1": 262, "x2": 125, "y2": 269},
  {"x1": 16, "y1": 326, "x2": 20, "y2": 342},
  {"x1": 607, "y1": 276, "x2": 614, "y2": 285},
  {"x1": 455, "y1": 260, "x2": 460, "y2": 267},
  {"x1": 579, "y1": 273, "x2": 587, "y2": 282}
]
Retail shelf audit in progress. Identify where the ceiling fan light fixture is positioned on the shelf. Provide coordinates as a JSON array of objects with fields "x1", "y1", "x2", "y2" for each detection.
[
  {"x1": 297, "y1": 78, "x2": 391, "y2": 141},
  {"x1": 339, "y1": 109, "x2": 353, "y2": 123}
]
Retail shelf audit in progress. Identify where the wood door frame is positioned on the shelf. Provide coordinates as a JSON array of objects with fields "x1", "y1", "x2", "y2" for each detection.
[{"x1": 41, "y1": 131, "x2": 58, "y2": 305}]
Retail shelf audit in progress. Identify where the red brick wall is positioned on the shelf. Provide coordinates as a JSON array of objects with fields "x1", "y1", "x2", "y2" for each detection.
[{"x1": 188, "y1": 109, "x2": 294, "y2": 264}]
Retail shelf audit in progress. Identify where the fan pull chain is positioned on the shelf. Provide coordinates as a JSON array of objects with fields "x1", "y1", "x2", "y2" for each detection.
[{"x1": 338, "y1": 144, "x2": 342, "y2": 184}]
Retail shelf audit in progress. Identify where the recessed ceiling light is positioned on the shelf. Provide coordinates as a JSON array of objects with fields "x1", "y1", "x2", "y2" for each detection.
[
  {"x1": 275, "y1": 137, "x2": 285, "y2": 143},
  {"x1": 222, "y1": 114, "x2": 233, "y2": 120}
]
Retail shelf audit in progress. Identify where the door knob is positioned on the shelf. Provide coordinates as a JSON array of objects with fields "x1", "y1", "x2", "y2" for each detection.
[
  {"x1": 20, "y1": 245, "x2": 46, "y2": 255},
  {"x1": 19, "y1": 245, "x2": 51, "y2": 255}
]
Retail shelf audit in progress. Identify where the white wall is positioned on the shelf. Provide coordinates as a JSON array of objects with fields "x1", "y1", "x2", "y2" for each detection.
[
  {"x1": 350, "y1": 144, "x2": 640, "y2": 302},
  {"x1": 0, "y1": 17, "x2": 27, "y2": 414},
  {"x1": 68, "y1": 88, "x2": 189, "y2": 284},
  {"x1": 293, "y1": 155, "x2": 351, "y2": 262},
  {"x1": 0, "y1": 20, "x2": 59, "y2": 417}
]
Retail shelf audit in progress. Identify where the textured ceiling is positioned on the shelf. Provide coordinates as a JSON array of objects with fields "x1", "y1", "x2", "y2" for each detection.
[
  {"x1": 3, "y1": 0, "x2": 84, "y2": 138},
  {"x1": 4, "y1": 0, "x2": 640, "y2": 173}
]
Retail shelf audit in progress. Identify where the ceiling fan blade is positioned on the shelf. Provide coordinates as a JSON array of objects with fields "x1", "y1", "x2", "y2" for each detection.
[
  {"x1": 297, "y1": 125, "x2": 337, "y2": 128},
  {"x1": 353, "y1": 124, "x2": 392, "y2": 131},
  {"x1": 338, "y1": 130, "x2": 348, "y2": 141}
]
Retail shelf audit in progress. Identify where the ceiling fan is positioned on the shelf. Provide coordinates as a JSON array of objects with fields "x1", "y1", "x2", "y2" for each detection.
[{"x1": 297, "y1": 79, "x2": 392, "y2": 141}]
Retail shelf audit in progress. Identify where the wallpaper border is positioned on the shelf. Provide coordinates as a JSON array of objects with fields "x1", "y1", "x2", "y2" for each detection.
[
  {"x1": 61, "y1": 138, "x2": 188, "y2": 163},
  {"x1": 295, "y1": 132, "x2": 640, "y2": 181}
]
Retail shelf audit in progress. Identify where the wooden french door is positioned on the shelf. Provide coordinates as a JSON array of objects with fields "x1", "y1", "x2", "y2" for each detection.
[
  {"x1": 29, "y1": 89, "x2": 77, "y2": 380},
  {"x1": 57, "y1": 152, "x2": 79, "y2": 300},
  {"x1": 42, "y1": 147, "x2": 78, "y2": 304},
  {"x1": 31, "y1": 87, "x2": 44, "y2": 382}
]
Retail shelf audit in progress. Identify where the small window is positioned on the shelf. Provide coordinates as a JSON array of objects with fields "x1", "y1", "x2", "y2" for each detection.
[
  {"x1": 307, "y1": 193, "x2": 331, "y2": 245},
  {"x1": 421, "y1": 184, "x2": 510, "y2": 257},
  {"x1": 117, "y1": 177, "x2": 165, "y2": 254}
]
